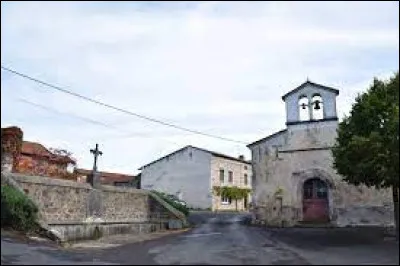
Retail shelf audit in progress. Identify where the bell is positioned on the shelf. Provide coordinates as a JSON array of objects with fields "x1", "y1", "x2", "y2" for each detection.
[
  {"x1": 301, "y1": 103, "x2": 307, "y2": 110},
  {"x1": 313, "y1": 100, "x2": 321, "y2": 110}
]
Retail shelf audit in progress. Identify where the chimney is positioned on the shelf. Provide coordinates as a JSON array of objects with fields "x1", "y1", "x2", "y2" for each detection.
[{"x1": 238, "y1": 155, "x2": 245, "y2": 160}]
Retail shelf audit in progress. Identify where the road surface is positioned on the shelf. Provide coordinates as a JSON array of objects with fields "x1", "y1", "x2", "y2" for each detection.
[{"x1": 1, "y1": 212, "x2": 399, "y2": 265}]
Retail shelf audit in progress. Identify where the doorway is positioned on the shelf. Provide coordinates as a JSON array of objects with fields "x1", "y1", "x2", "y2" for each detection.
[{"x1": 302, "y1": 178, "x2": 329, "y2": 222}]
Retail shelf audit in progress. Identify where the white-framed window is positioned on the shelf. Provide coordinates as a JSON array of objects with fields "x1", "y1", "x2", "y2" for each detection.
[
  {"x1": 221, "y1": 196, "x2": 232, "y2": 205},
  {"x1": 228, "y1": 171, "x2": 233, "y2": 183},
  {"x1": 244, "y1": 174, "x2": 248, "y2": 185}
]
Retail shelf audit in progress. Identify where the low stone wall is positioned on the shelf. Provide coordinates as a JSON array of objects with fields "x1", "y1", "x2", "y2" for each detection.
[
  {"x1": 2, "y1": 173, "x2": 188, "y2": 242},
  {"x1": 252, "y1": 204, "x2": 394, "y2": 228}
]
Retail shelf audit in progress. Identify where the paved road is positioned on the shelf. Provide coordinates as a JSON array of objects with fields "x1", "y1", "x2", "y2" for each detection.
[{"x1": 1, "y1": 213, "x2": 399, "y2": 265}]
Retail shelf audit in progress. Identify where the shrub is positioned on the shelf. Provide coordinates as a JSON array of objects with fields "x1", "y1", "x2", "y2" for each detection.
[
  {"x1": 151, "y1": 190, "x2": 189, "y2": 217},
  {"x1": 1, "y1": 185, "x2": 39, "y2": 232}
]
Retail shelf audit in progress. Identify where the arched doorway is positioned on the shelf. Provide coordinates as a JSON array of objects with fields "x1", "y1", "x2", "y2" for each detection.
[{"x1": 302, "y1": 178, "x2": 329, "y2": 222}]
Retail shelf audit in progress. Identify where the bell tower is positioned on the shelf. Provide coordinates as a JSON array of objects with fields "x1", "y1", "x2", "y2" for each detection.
[{"x1": 282, "y1": 80, "x2": 339, "y2": 126}]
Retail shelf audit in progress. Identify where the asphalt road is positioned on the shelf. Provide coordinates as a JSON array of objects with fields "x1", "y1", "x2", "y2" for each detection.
[{"x1": 1, "y1": 212, "x2": 399, "y2": 265}]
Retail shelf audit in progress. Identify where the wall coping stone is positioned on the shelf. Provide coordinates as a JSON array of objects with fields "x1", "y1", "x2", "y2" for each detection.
[
  {"x1": 47, "y1": 220, "x2": 167, "y2": 226},
  {"x1": 9, "y1": 173, "x2": 92, "y2": 189},
  {"x1": 100, "y1": 184, "x2": 148, "y2": 194}
]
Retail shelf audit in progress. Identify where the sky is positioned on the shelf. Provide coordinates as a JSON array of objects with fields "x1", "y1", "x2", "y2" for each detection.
[{"x1": 1, "y1": 1, "x2": 399, "y2": 175}]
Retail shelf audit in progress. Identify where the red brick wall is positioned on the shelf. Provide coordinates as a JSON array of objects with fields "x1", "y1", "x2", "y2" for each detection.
[
  {"x1": 1, "y1": 127, "x2": 23, "y2": 172},
  {"x1": 15, "y1": 154, "x2": 71, "y2": 178},
  {"x1": 2, "y1": 126, "x2": 76, "y2": 180}
]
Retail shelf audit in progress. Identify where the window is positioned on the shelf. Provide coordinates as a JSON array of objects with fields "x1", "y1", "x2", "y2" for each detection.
[
  {"x1": 244, "y1": 174, "x2": 248, "y2": 185},
  {"x1": 244, "y1": 165, "x2": 248, "y2": 170},
  {"x1": 228, "y1": 171, "x2": 233, "y2": 183},
  {"x1": 252, "y1": 150, "x2": 257, "y2": 162},
  {"x1": 221, "y1": 196, "x2": 232, "y2": 204},
  {"x1": 219, "y1": 169, "x2": 224, "y2": 183}
]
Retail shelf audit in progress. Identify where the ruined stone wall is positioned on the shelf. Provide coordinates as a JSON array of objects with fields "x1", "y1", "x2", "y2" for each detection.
[
  {"x1": 1, "y1": 127, "x2": 23, "y2": 173},
  {"x1": 15, "y1": 154, "x2": 70, "y2": 178}
]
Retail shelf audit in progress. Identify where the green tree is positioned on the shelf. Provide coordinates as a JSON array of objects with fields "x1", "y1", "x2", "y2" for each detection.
[
  {"x1": 213, "y1": 186, "x2": 251, "y2": 211},
  {"x1": 332, "y1": 72, "x2": 399, "y2": 239}
]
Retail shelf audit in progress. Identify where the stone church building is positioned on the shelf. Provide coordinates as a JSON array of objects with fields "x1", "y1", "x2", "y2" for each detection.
[{"x1": 248, "y1": 81, "x2": 393, "y2": 227}]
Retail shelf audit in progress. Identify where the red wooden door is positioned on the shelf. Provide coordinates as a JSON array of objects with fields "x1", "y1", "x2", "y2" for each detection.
[{"x1": 302, "y1": 178, "x2": 329, "y2": 222}]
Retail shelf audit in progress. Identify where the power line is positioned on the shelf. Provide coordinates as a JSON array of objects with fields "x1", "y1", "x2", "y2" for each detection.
[
  {"x1": 2, "y1": 65, "x2": 248, "y2": 145},
  {"x1": 16, "y1": 97, "x2": 182, "y2": 146}
]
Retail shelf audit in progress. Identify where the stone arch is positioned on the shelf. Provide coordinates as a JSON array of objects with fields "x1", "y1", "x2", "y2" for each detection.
[
  {"x1": 298, "y1": 95, "x2": 310, "y2": 121},
  {"x1": 311, "y1": 93, "x2": 324, "y2": 120},
  {"x1": 293, "y1": 168, "x2": 335, "y2": 222}
]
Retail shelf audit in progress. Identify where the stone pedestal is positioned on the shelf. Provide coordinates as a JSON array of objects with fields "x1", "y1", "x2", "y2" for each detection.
[{"x1": 87, "y1": 171, "x2": 101, "y2": 188}]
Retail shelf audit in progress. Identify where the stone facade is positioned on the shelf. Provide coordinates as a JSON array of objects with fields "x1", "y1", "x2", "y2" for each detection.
[
  {"x1": 211, "y1": 156, "x2": 252, "y2": 211},
  {"x1": 248, "y1": 81, "x2": 394, "y2": 227}
]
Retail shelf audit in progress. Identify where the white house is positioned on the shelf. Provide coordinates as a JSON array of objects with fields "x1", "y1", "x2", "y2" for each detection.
[{"x1": 140, "y1": 145, "x2": 252, "y2": 211}]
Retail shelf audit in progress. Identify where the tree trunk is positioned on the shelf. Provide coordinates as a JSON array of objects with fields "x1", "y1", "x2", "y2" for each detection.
[
  {"x1": 393, "y1": 186, "x2": 399, "y2": 241},
  {"x1": 235, "y1": 199, "x2": 238, "y2": 211}
]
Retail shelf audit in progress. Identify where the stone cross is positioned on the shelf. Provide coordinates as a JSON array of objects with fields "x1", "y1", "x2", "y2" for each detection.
[
  {"x1": 90, "y1": 143, "x2": 102, "y2": 172},
  {"x1": 88, "y1": 143, "x2": 102, "y2": 188}
]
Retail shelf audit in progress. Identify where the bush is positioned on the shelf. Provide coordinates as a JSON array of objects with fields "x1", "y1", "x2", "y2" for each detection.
[
  {"x1": 1, "y1": 185, "x2": 39, "y2": 232},
  {"x1": 151, "y1": 190, "x2": 190, "y2": 217}
]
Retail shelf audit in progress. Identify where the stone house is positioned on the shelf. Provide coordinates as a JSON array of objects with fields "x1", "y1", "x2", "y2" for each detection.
[
  {"x1": 74, "y1": 168, "x2": 139, "y2": 188},
  {"x1": 247, "y1": 81, "x2": 393, "y2": 227},
  {"x1": 140, "y1": 145, "x2": 252, "y2": 211},
  {"x1": 1, "y1": 126, "x2": 76, "y2": 178}
]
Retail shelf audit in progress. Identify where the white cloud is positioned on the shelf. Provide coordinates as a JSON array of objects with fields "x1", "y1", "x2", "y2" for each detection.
[{"x1": 1, "y1": 1, "x2": 399, "y2": 174}]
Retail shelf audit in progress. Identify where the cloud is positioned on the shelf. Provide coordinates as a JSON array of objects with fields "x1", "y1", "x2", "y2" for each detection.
[{"x1": 1, "y1": 1, "x2": 399, "y2": 174}]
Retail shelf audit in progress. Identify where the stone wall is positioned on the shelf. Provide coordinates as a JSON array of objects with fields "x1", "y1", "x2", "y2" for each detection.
[{"x1": 4, "y1": 173, "x2": 188, "y2": 242}]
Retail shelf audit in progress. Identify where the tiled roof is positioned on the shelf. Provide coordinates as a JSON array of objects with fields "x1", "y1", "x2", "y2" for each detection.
[
  {"x1": 281, "y1": 80, "x2": 339, "y2": 101},
  {"x1": 247, "y1": 129, "x2": 287, "y2": 147},
  {"x1": 21, "y1": 141, "x2": 75, "y2": 164},
  {"x1": 74, "y1": 168, "x2": 135, "y2": 184},
  {"x1": 138, "y1": 145, "x2": 251, "y2": 170}
]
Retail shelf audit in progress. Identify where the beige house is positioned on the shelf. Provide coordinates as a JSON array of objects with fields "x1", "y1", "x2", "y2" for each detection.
[
  {"x1": 211, "y1": 155, "x2": 252, "y2": 211},
  {"x1": 248, "y1": 81, "x2": 393, "y2": 227},
  {"x1": 140, "y1": 145, "x2": 252, "y2": 211}
]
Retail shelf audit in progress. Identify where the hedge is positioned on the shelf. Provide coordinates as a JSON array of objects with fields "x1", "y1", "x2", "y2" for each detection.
[
  {"x1": 151, "y1": 190, "x2": 189, "y2": 216},
  {"x1": 1, "y1": 185, "x2": 39, "y2": 232}
]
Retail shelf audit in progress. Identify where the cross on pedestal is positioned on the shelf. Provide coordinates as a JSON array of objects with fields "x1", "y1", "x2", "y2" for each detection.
[
  {"x1": 90, "y1": 143, "x2": 103, "y2": 172},
  {"x1": 88, "y1": 143, "x2": 102, "y2": 188}
]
